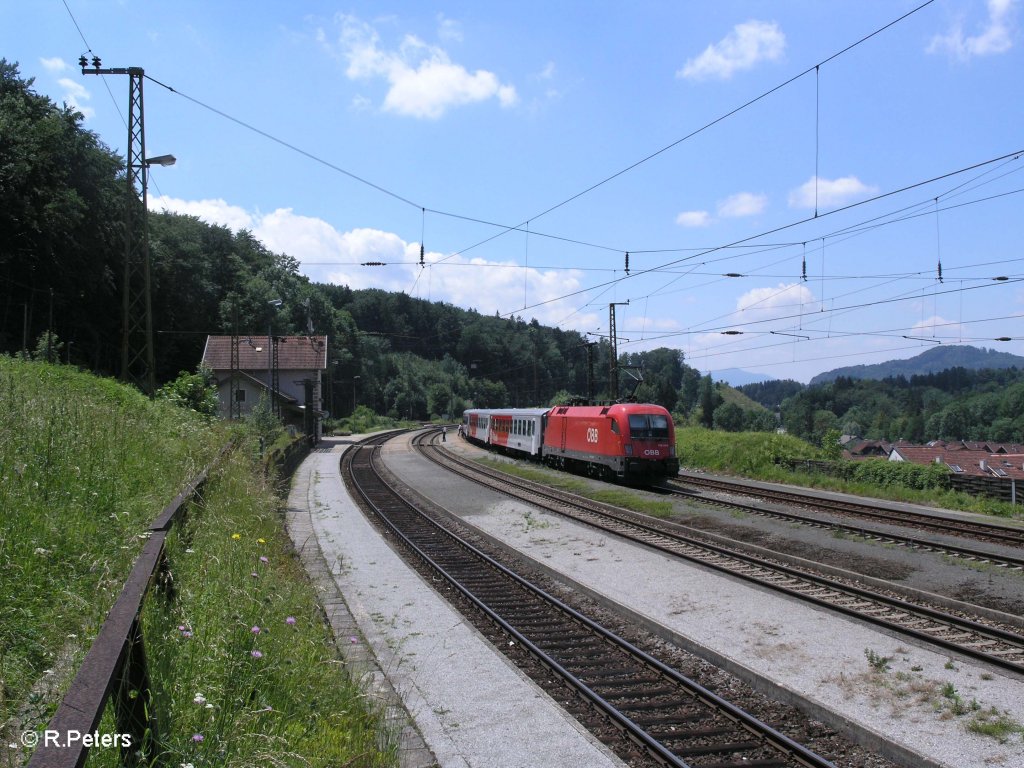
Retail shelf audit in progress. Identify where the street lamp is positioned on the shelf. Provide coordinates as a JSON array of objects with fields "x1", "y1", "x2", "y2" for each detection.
[{"x1": 352, "y1": 375, "x2": 361, "y2": 413}]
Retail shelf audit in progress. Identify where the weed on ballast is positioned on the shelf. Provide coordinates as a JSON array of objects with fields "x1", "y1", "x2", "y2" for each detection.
[{"x1": 864, "y1": 648, "x2": 892, "y2": 673}]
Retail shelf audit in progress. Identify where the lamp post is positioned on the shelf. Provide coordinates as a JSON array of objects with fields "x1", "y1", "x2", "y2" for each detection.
[
  {"x1": 352, "y1": 375, "x2": 361, "y2": 414},
  {"x1": 268, "y1": 299, "x2": 282, "y2": 417}
]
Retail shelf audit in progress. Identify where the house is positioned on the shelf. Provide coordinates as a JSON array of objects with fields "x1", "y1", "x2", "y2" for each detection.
[
  {"x1": 889, "y1": 444, "x2": 1024, "y2": 480},
  {"x1": 201, "y1": 335, "x2": 328, "y2": 436}
]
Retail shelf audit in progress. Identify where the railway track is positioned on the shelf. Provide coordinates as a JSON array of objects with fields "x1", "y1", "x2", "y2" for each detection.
[
  {"x1": 418, "y1": 436, "x2": 1024, "y2": 677},
  {"x1": 672, "y1": 472, "x2": 1024, "y2": 560},
  {"x1": 344, "y1": 434, "x2": 835, "y2": 768}
]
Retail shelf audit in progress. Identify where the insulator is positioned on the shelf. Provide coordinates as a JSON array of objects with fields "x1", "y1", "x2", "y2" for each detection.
[
  {"x1": 724, "y1": 273, "x2": 742, "y2": 278},
  {"x1": 937, "y1": 260, "x2": 943, "y2": 283},
  {"x1": 78, "y1": 55, "x2": 88, "y2": 69},
  {"x1": 801, "y1": 257, "x2": 807, "y2": 281},
  {"x1": 420, "y1": 244, "x2": 425, "y2": 267},
  {"x1": 91, "y1": 55, "x2": 101, "y2": 69},
  {"x1": 624, "y1": 252, "x2": 629, "y2": 275},
  {"x1": 361, "y1": 261, "x2": 386, "y2": 266}
]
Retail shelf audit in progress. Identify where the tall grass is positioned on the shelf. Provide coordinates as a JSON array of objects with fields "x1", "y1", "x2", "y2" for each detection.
[
  {"x1": 0, "y1": 358, "x2": 221, "y2": 747},
  {"x1": 118, "y1": 446, "x2": 399, "y2": 767},
  {"x1": 1, "y1": 359, "x2": 399, "y2": 767}
]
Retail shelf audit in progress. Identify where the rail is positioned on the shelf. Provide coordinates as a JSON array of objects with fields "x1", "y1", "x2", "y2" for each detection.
[{"x1": 26, "y1": 445, "x2": 231, "y2": 768}]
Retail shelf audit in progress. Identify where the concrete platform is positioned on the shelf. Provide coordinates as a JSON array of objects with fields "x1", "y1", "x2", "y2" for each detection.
[{"x1": 284, "y1": 436, "x2": 624, "y2": 768}]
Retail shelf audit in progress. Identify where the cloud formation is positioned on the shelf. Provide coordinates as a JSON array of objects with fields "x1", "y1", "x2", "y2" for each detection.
[
  {"x1": 788, "y1": 176, "x2": 878, "y2": 210},
  {"x1": 718, "y1": 192, "x2": 767, "y2": 218},
  {"x1": 678, "y1": 20, "x2": 785, "y2": 81},
  {"x1": 332, "y1": 15, "x2": 517, "y2": 119},
  {"x1": 676, "y1": 210, "x2": 711, "y2": 228},
  {"x1": 928, "y1": 0, "x2": 1017, "y2": 60}
]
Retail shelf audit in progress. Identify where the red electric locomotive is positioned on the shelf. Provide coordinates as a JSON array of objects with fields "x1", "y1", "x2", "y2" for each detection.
[{"x1": 542, "y1": 403, "x2": 679, "y2": 481}]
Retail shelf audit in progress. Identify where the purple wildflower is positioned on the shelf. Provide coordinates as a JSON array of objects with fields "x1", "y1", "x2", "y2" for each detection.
[
  {"x1": 251, "y1": 649, "x2": 263, "y2": 659},
  {"x1": 259, "y1": 556, "x2": 269, "y2": 564},
  {"x1": 192, "y1": 733, "x2": 204, "y2": 743},
  {"x1": 285, "y1": 616, "x2": 296, "y2": 625},
  {"x1": 251, "y1": 625, "x2": 261, "y2": 635}
]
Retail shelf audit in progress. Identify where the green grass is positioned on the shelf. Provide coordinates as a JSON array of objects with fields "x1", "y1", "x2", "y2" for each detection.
[
  {"x1": 120, "y1": 444, "x2": 397, "y2": 767},
  {"x1": 967, "y1": 707, "x2": 1024, "y2": 743},
  {"x1": 477, "y1": 458, "x2": 674, "y2": 518},
  {"x1": 675, "y1": 426, "x2": 1023, "y2": 520},
  {"x1": 0, "y1": 359, "x2": 398, "y2": 767},
  {"x1": 0, "y1": 359, "x2": 222, "y2": 746}
]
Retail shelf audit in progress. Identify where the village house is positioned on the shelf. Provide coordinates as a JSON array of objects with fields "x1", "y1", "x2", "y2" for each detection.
[{"x1": 201, "y1": 335, "x2": 328, "y2": 437}]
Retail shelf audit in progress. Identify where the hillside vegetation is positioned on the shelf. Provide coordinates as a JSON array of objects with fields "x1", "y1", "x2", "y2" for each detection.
[{"x1": 0, "y1": 358, "x2": 397, "y2": 766}]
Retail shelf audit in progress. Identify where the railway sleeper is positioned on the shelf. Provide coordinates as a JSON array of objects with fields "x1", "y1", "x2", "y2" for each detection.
[
  {"x1": 671, "y1": 739, "x2": 765, "y2": 757},
  {"x1": 597, "y1": 684, "x2": 680, "y2": 702}
]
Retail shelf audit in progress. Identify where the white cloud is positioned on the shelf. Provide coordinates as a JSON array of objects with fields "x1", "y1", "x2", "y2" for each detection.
[
  {"x1": 437, "y1": 14, "x2": 463, "y2": 43},
  {"x1": 676, "y1": 210, "x2": 712, "y2": 227},
  {"x1": 909, "y1": 315, "x2": 966, "y2": 340},
  {"x1": 149, "y1": 195, "x2": 255, "y2": 232},
  {"x1": 788, "y1": 175, "x2": 878, "y2": 210},
  {"x1": 332, "y1": 15, "x2": 517, "y2": 119},
  {"x1": 57, "y1": 77, "x2": 95, "y2": 119},
  {"x1": 736, "y1": 282, "x2": 820, "y2": 319},
  {"x1": 678, "y1": 20, "x2": 785, "y2": 81},
  {"x1": 717, "y1": 192, "x2": 767, "y2": 218},
  {"x1": 928, "y1": 0, "x2": 1017, "y2": 60},
  {"x1": 40, "y1": 57, "x2": 66, "y2": 74}
]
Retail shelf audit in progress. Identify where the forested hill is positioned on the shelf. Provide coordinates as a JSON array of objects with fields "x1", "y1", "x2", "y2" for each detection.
[
  {"x1": 809, "y1": 345, "x2": 1024, "y2": 385},
  {"x1": 0, "y1": 60, "x2": 697, "y2": 420}
]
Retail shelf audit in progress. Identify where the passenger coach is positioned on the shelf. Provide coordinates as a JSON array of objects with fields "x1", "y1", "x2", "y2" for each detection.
[{"x1": 462, "y1": 403, "x2": 678, "y2": 482}]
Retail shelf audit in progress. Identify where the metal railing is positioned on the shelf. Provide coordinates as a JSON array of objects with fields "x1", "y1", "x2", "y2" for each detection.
[{"x1": 26, "y1": 449, "x2": 227, "y2": 768}]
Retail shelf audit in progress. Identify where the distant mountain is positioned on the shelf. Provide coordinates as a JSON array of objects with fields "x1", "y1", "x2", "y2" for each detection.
[
  {"x1": 809, "y1": 345, "x2": 1024, "y2": 386},
  {"x1": 711, "y1": 368, "x2": 773, "y2": 387}
]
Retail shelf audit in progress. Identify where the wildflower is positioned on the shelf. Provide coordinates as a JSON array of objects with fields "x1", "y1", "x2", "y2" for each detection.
[
  {"x1": 231, "y1": 533, "x2": 241, "y2": 540},
  {"x1": 251, "y1": 626, "x2": 261, "y2": 635},
  {"x1": 193, "y1": 693, "x2": 207, "y2": 706},
  {"x1": 181, "y1": 763, "x2": 195, "y2": 768},
  {"x1": 191, "y1": 733, "x2": 204, "y2": 743},
  {"x1": 178, "y1": 625, "x2": 186, "y2": 632},
  {"x1": 257, "y1": 538, "x2": 266, "y2": 544},
  {"x1": 350, "y1": 636, "x2": 358, "y2": 644},
  {"x1": 250, "y1": 571, "x2": 258, "y2": 578},
  {"x1": 251, "y1": 650, "x2": 263, "y2": 659},
  {"x1": 181, "y1": 630, "x2": 193, "y2": 639},
  {"x1": 259, "y1": 556, "x2": 268, "y2": 564},
  {"x1": 285, "y1": 616, "x2": 296, "y2": 625}
]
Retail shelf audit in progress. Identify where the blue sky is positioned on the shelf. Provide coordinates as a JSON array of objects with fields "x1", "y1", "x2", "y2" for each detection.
[{"x1": 6, "y1": 0, "x2": 1024, "y2": 382}]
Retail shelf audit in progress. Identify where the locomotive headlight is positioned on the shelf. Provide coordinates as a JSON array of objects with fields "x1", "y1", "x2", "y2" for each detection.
[{"x1": 624, "y1": 444, "x2": 633, "y2": 456}]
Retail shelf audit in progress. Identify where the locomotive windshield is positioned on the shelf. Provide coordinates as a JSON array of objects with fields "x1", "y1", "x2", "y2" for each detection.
[{"x1": 627, "y1": 413, "x2": 670, "y2": 439}]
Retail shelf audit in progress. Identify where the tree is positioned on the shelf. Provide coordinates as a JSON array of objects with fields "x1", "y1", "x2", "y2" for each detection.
[
  {"x1": 698, "y1": 375, "x2": 717, "y2": 428},
  {"x1": 713, "y1": 402, "x2": 744, "y2": 432},
  {"x1": 156, "y1": 365, "x2": 219, "y2": 418}
]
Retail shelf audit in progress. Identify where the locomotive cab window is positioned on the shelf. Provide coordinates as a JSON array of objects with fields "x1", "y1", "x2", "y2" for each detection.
[
  {"x1": 628, "y1": 414, "x2": 670, "y2": 439},
  {"x1": 610, "y1": 420, "x2": 620, "y2": 435}
]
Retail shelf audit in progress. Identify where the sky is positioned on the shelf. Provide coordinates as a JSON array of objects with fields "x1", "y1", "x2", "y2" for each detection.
[{"x1": 5, "y1": 0, "x2": 1024, "y2": 383}]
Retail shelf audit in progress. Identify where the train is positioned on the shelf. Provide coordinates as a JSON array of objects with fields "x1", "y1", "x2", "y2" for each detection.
[{"x1": 461, "y1": 403, "x2": 679, "y2": 482}]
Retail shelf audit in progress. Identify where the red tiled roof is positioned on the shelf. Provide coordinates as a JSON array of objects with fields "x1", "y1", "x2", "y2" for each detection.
[
  {"x1": 201, "y1": 335, "x2": 327, "y2": 371},
  {"x1": 890, "y1": 445, "x2": 1024, "y2": 479}
]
